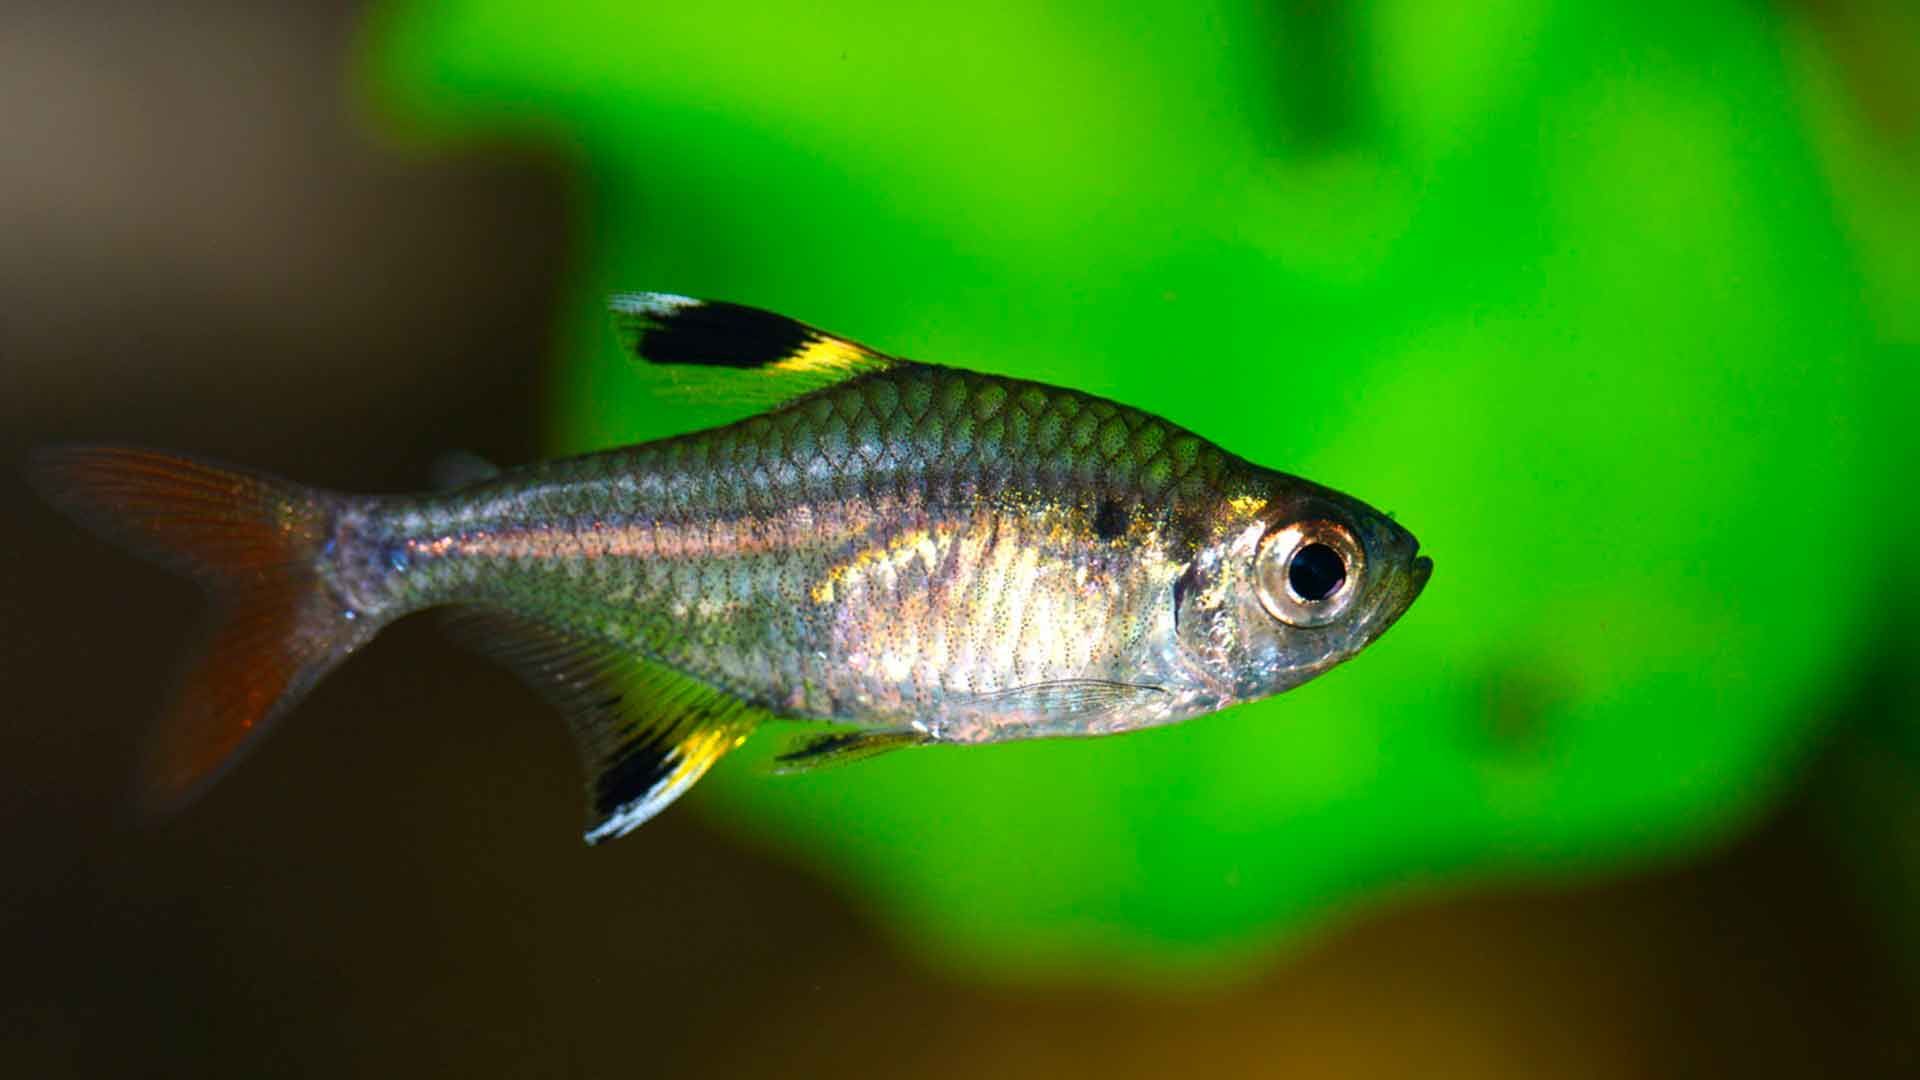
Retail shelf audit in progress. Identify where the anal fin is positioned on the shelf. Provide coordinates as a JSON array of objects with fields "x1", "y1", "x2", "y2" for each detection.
[{"x1": 441, "y1": 606, "x2": 762, "y2": 844}]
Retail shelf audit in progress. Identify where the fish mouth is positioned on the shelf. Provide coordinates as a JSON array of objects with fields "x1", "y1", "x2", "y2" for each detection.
[
  {"x1": 1358, "y1": 548, "x2": 1431, "y2": 645},
  {"x1": 1409, "y1": 553, "x2": 1433, "y2": 598}
]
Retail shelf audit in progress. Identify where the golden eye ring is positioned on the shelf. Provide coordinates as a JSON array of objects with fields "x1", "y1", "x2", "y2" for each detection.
[{"x1": 1255, "y1": 519, "x2": 1364, "y2": 628}]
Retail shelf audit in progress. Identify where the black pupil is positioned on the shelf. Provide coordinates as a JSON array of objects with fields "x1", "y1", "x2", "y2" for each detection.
[{"x1": 1288, "y1": 542, "x2": 1346, "y2": 603}]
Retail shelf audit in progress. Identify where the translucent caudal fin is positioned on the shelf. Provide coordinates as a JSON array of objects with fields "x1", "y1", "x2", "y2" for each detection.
[{"x1": 26, "y1": 446, "x2": 372, "y2": 814}]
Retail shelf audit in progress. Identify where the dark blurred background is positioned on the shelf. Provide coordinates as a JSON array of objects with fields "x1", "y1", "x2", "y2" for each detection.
[{"x1": 2, "y1": 3, "x2": 1916, "y2": 1076}]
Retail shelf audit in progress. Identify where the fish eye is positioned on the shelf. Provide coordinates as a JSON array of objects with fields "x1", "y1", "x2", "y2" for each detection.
[
  {"x1": 1289, "y1": 542, "x2": 1344, "y2": 602},
  {"x1": 1255, "y1": 519, "x2": 1364, "y2": 628}
]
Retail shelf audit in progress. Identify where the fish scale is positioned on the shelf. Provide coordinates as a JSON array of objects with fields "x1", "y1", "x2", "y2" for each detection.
[
  {"x1": 363, "y1": 367, "x2": 1197, "y2": 716},
  {"x1": 29, "y1": 293, "x2": 1428, "y2": 842}
]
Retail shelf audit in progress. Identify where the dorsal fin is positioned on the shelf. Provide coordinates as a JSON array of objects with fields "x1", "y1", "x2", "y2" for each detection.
[
  {"x1": 441, "y1": 606, "x2": 763, "y2": 843},
  {"x1": 608, "y1": 293, "x2": 897, "y2": 406}
]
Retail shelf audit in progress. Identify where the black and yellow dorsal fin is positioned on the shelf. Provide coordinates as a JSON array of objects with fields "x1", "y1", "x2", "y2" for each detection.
[
  {"x1": 441, "y1": 606, "x2": 764, "y2": 844},
  {"x1": 609, "y1": 293, "x2": 898, "y2": 406}
]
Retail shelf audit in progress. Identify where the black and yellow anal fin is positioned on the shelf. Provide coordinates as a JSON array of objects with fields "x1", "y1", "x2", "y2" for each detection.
[
  {"x1": 772, "y1": 726, "x2": 929, "y2": 773},
  {"x1": 608, "y1": 293, "x2": 898, "y2": 406},
  {"x1": 441, "y1": 606, "x2": 763, "y2": 844}
]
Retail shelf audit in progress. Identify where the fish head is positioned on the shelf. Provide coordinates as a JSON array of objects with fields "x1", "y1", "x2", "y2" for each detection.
[{"x1": 1172, "y1": 482, "x2": 1431, "y2": 704}]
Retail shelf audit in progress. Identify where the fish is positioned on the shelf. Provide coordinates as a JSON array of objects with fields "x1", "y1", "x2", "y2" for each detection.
[{"x1": 27, "y1": 293, "x2": 1432, "y2": 844}]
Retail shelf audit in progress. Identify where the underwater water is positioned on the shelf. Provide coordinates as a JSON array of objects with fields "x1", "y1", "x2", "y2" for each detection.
[{"x1": 2, "y1": 2, "x2": 1915, "y2": 1076}]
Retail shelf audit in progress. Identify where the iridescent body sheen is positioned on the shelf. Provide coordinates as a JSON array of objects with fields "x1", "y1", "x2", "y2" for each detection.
[
  {"x1": 30, "y1": 294, "x2": 1430, "y2": 843},
  {"x1": 334, "y1": 358, "x2": 1424, "y2": 745}
]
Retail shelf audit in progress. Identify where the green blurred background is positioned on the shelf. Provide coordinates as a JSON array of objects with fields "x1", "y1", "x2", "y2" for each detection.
[{"x1": 2, "y1": 0, "x2": 1915, "y2": 1075}]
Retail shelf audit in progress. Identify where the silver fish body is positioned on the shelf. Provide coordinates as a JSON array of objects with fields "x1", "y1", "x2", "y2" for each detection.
[{"x1": 32, "y1": 294, "x2": 1431, "y2": 842}]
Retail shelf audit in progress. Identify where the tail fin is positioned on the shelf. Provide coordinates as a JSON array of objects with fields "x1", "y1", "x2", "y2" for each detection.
[{"x1": 27, "y1": 446, "x2": 371, "y2": 814}]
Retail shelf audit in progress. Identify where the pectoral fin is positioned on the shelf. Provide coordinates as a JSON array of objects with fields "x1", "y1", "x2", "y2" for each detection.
[
  {"x1": 440, "y1": 607, "x2": 763, "y2": 844},
  {"x1": 966, "y1": 679, "x2": 1168, "y2": 727}
]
